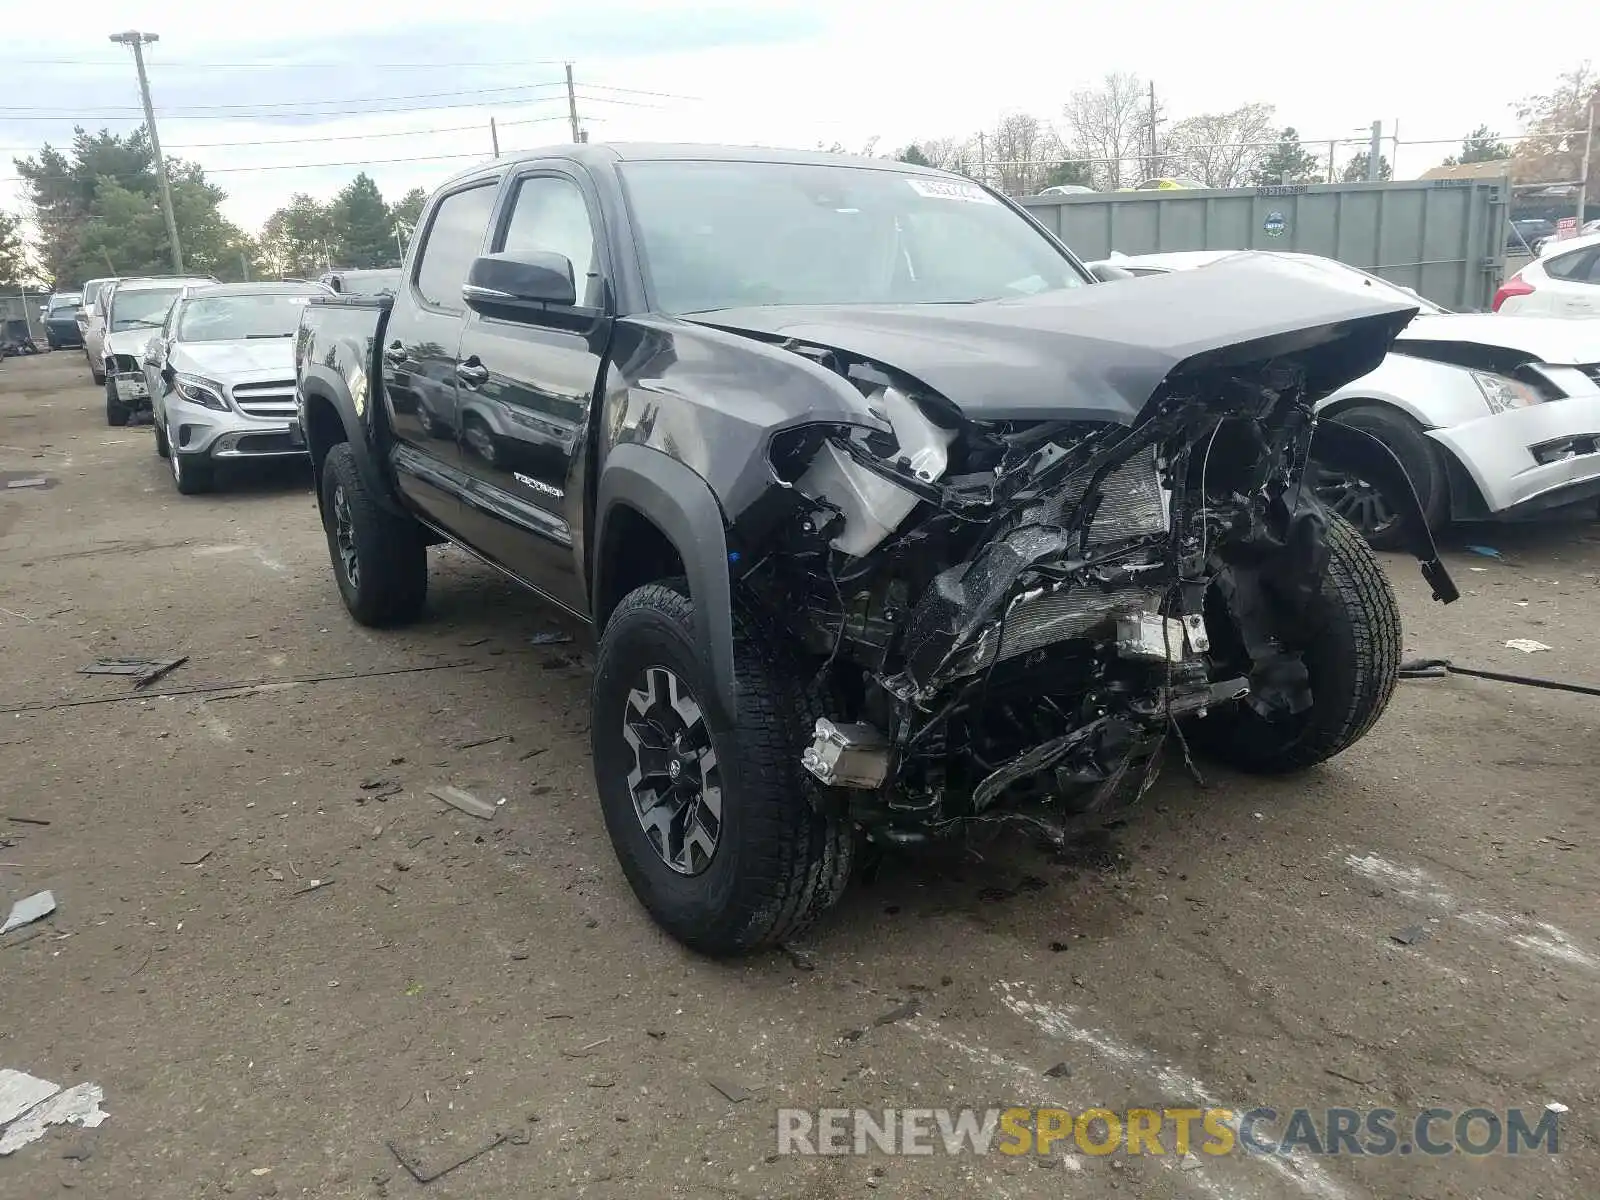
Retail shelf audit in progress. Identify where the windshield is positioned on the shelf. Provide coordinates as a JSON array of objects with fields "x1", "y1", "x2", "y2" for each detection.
[
  {"x1": 111, "y1": 287, "x2": 181, "y2": 331},
  {"x1": 48, "y1": 295, "x2": 81, "y2": 315},
  {"x1": 619, "y1": 160, "x2": 1089, "y2": 313},
  {"x1": 177, "y1": 293, "x2": 317, "y2": 341},
  {"x1": 82, "y1": 280, "x2": 108, "y2": 308}
]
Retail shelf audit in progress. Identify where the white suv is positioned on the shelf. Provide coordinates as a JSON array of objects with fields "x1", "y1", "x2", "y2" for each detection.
[{"x1": 1495, "y1": 231, "x2": 1600, "y2": 318}]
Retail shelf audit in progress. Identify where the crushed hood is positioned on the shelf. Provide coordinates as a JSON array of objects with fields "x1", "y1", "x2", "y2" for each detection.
[
  {"x1": 105, "y1": 328, "x2": 156, "y2": 360},
  {"x1": 1397, "y1": 312, "x2": 1600, "y2": 366},
  {"x1": 687, "y1": 255, "x2": 1418, "y2": 423},
  {"x1": 171, "y1": 339, "x2": 296, "y2": 380}
]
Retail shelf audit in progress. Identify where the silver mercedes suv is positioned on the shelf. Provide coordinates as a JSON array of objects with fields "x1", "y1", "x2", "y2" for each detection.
[{"x1": 141, "y1": 280, "x2": 333, "y2": 494}]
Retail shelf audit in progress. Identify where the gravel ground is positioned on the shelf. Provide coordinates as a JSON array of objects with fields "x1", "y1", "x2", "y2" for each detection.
[{"x1": 1, "y1": 349, "x2": 1596, "y2": 1200}]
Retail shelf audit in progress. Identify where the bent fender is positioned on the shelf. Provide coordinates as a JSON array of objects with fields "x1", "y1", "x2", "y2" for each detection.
[{"x1": 1310, "y1": 421, "x2": 1459, "y2": 604}]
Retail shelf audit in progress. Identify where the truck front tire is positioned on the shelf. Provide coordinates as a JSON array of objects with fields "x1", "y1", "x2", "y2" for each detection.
[
  {"x1": 105, "y1": 378, "x2": 129, "y2": 427},
  {"x1": 1192, "y1": 511, "x2": 1402, "y2": 773},
  {"x1": 592, "y1": 583, "x2": 853, "y2": 956},
  {"x1": 319, "y1": 443, "x2": 428, "y2": 627}
]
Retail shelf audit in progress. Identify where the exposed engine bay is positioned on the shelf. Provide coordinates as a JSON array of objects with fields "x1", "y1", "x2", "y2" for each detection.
[{"x1": 736, "y1": 326, "x2": 1460, "y2": 842}]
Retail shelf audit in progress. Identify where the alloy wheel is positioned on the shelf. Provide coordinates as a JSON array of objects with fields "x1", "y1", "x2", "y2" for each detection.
[
  {"x1": 1312, "y1": 466, "x2": 1399, "y2": 539},
  {"x1": 620, "y1": 666, "x2": 722, "y2": 876},
  {"x1": 333, "y1": 484, "x2": 360, "y2": 589}
]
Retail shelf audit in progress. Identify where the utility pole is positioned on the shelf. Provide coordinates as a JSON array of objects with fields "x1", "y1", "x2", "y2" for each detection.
[
  {"x1": 564, "y1": 62, "x2": 582, "y2": 144},
  {"x1": 1366, "y1": 120, "x2": 1382, "y2": 182},
  {"x1": 977, "y1": 132, "x2": 987, "y2": 186},
  {"x1": 1147, "y1": 81, "x2": 1158, "y2": 163},
  {"x1": 1578, "y1": 99, "x2": 1595, "y2": 225},
  {"x1": 109, "y1": 31, "x2": 183, "y2": 274},
  {"x1": 1326, "y1": 140, "x2": 1337, "y2": 184},
  {"x1": 490, "y1": 117, "x2": 500, "y2": 158}
]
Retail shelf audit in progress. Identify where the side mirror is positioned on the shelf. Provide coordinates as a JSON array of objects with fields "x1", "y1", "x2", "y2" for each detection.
[
  {"x1": 463, "y1": 251, "x2": 577, "y2": 311},
  {"x1": 1087, "y1": 261, "x2": 1137, "y2": 283}
]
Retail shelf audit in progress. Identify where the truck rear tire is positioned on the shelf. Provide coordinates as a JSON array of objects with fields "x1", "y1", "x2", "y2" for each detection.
[
  {"x1": 592, "y1": 583, "x2": 853, "y2": 957},
  {"x1": 1191, "y1": 511, "x2": 1402, "y2": 773},
  {"x1": 319, "y1": 443, "x2": 428, "y2": 627}
]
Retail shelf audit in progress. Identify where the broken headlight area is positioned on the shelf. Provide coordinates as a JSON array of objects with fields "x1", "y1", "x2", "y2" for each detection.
[{"x1": 743, "y1": 356, "x2": 1417, "y2": 841}]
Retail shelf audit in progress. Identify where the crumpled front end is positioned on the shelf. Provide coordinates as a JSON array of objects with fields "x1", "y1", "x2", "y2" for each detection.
[{"x1": 734, "y1": 307, "x2": 1458, "y2": 839}]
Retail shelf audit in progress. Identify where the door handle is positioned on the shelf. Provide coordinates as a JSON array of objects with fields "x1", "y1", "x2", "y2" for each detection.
[
  {"x1": 456, "y1": 358, "x2": 490, "y2": 387},
  {"x1": 383, "y1": 342, "x2": 407, "y2": 365}
]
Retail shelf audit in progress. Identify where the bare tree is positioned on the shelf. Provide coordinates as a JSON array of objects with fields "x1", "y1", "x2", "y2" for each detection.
[
  {"x1": 1165, "y1": 103, "x2": 1278, "y2": 187},
  {"x1": 1063, "y1": 72, "x2": 1151, "y2": 190},
  {"x1": 988, "y1": 113, "x2": 1063, "y2": 196}
]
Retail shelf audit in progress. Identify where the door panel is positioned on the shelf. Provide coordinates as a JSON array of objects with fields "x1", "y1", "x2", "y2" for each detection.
[
  {"x1": 381, "y1": 180, "x2": 500, "y2": 528},
  {"x1": 450, "y1": 172, "x2": 607, "y2": 613}
]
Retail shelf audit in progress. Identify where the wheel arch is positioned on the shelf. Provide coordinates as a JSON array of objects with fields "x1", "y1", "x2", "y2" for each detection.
[
  {"x1": 594, "y1": 443, "x2": 737, "y2": 728},
  {"x1": 296, "y1": 374, "x2": 408, "y2": 519}
]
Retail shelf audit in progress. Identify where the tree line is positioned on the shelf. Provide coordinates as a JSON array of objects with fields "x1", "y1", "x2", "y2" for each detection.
[
  {"x1": 890, "y1": 63, "x2": 1595, "y2": 198},
  {"x1": 3, "y1": 128, "x2": 427, "y2": 290},
  {"x1": 2, "y1": 61, "x2": 1593, "y2": 291}
]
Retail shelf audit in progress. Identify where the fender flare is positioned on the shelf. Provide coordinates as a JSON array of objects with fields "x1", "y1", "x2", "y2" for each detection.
[
  {"x1": 1310, "y1": 420, "x2": 1459, "y2": 604},
  {"x1": 594, "y1": 443, "x2": 738, "y2": 728},
  {"x1": 297, "y1": 368, "x2": 409, "y2": 519}
]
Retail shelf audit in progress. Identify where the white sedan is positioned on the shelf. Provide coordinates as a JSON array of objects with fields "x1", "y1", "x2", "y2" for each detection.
[
  {"x1": 1091, "y1": 250, "x2": 1600, "y2": 547},
  {"x1": 1496, "y1": 229, "x2": 1600, "y2": 317}
]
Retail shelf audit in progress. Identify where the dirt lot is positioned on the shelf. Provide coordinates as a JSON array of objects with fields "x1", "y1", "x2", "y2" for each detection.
[{"x1": 1, "y1": 349, "x2": 1596, "y2": 1200}]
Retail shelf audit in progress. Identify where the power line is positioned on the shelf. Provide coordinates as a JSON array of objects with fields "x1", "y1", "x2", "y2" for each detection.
[
  {"x1": 0, "y1": 90, "x2": 672, "y2": 122},
  {"x1": 1, "y1": 57, "x2": 576, "y2": 69}
]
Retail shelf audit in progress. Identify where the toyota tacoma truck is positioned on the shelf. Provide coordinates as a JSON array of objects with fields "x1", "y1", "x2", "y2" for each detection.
[{"x1": 293, "y1": 144, "x2": 1458, "y2": 956}]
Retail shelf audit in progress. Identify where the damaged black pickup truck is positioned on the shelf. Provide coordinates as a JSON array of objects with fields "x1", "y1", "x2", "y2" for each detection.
[{"x1": 293, "y1": 144, "x2": 1458, "y2": 956}]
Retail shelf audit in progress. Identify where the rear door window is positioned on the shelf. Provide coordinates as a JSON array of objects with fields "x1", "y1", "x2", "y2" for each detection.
[{"x1": 414, "y1": 183, "x2": 499, "y2": 312}]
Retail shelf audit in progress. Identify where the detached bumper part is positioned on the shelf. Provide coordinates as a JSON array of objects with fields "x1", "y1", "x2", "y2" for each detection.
[{"x1": 801, "y1": 718, "x2": 890, "y2": 789}]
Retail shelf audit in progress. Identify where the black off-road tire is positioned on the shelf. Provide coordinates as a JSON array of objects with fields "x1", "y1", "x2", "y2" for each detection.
[
  {"x1": 1193, "y1": 511, "x2": 1402, "y2": 774},
  {"x1": 592, "y1": 583, "x2": 853, "y2": 956},
  {"x1": 1326, "y1": 404, "x2": 1449, "y2": 551},
  {"x1": 319, "y1": 442, "x2": 427, "y2": 627},
  {"x1": 154, "y1": 418, "x2": 170, "y2": 458},
  {"x1": 105, "y1": 377, "x2": 129, "y2": 427}
]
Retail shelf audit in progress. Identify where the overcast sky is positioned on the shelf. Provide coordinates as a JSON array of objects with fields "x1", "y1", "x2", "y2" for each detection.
[{"x1": 1, "y1": 0, "x2": 1591, "y2": 234}]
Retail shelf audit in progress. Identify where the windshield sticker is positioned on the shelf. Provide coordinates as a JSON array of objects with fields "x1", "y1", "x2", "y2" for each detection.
[{"x1": 906, "y1": 178, "x2": 997, "y2": 204}]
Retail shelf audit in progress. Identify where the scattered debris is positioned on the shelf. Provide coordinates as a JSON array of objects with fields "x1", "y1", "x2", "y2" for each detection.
[
  {"x1": 1324, "y1": 1068, "x2": 1373, "y2": 1087},
  {"x1": 266, "y1": 868, "x2": 285, "y2": 882},
  {"x1": 562, "y1": 1037, "x2": 613, "y2": 1059},
  {"x1": 584, "y1": 1073, "x2": 617, "y2": 1088},
  {"x1": 1505, "y1": 639, "x2": 1551, "y2": 654},
  {"x1": 872, "y1": 997, "x2": 921, "y2": 1026},
  {"x1": 706, "y1": 1077, "x2": 751, "y2": 1103},
  {"x1": 528, "y1": 631, "x2": 573, "y2": 646},
  {"x1": 1, "y1": 891, "x2": 55, "y2": 936},
  {"x1": 1546, "y1": 1102, "x2": 1569, "y2": 1115},
  {"x1": 77, "y1": 656, "x2": 188, "y2": 689},
  {"x1": 291, "y1": 879, "x2": 334, "y2": 897},
  {"x1": 361, "y1": 778, "x2": 395, "y2": 791},
  {"x1": 1390, "y1": 925, "x2": 1432, "y2": 947},
  {"x1": 1466, "y1": 545, "x2": 1503, "y2": 560},
  {"x1": 5, "y1": 816, "x2": 49, "y2": 826},
  {"x1": 387, "y1": 1132, "x2": 510, "y2": 1185},
  {"x1": 0, "y1": 1073, "x2": 107, "y2": 1157},
  {"x1": 250, "y1": 1168, "x2": 271, "y2": 1177},
  {"x1": 781, "y1": 945, "x2": 816, "y2": 972},
  {"x1": 375, "y1": 881, "x2": 397, "y2": 896},
  {"x1": 645, "y1": 1028, "x2": 667, "y2": 1040},
  {"x1": 1042, "y1": 1062, "x2": 1073, "y2": 1079},
  {"x1": 428, "y1": 786, "x2": 496, "y2": 821},
  {"x1": 3, "y1": 477, "x2": 48, "y2": 490},
  {"x1": 179, "y1": 850, "x2": 213, "y2": 867},
  {"x1": 517, "y1": 747, "x2": 547, "y2": 761},
  {"x1": 459, "y1": 637, "x2": 490, "y2": 648},
  {"x1": 454, "y1": 734, "x2": 511, "y2": 751}
]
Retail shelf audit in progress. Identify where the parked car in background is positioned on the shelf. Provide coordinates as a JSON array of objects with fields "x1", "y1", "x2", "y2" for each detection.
[
  {"x1": 78, "y1": 276, "x2": 120, "y2": 381},
  {"x1": 1507, "y1": 218, "x2": 1556, "y2": 254},
  {"x1": 318, "y1": 268, "x2": 403, "y2": 296},
  {"x1": 142, "y1": 280, "x2": 332, "y2": 493},
  {"x1": 44, "y1": 292, "x2": 83, "y2": 349},
  {"x1": 1037, "y1": 184, "x2": 1095, "y2": 196},
  {"x1": 1090, "y1": 249, "x2": 1600, "y2": 545},
  {"x1": 101, "y1": 275, "x2": 218, "y2": 425},
  {"x1": 1494, "y1": 230, "x2": 1600, "y2": 318}
]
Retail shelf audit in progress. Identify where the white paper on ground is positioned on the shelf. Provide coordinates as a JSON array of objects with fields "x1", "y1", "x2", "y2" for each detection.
[
  {"x1": 0, "y1": 1071, "x2": 59, "y2": 1126},
  {"x1": 0, "y1": 1082, "x2": 109, "y2": 1155}
]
